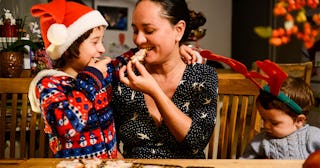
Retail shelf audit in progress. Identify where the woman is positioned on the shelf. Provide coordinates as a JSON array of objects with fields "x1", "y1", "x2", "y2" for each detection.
[{"x1": 112, "y1": 0, "x2": 218, "y2": 159}]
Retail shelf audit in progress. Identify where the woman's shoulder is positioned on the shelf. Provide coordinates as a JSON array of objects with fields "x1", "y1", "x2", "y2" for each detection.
[{"x1": 187, "y1": 63, "x2": 217, "y2": 76}]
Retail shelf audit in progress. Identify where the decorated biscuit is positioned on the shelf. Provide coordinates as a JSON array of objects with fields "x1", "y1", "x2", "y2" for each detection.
[{"x1": 131, "y1": 48, "x2": 147, "y2": 63}]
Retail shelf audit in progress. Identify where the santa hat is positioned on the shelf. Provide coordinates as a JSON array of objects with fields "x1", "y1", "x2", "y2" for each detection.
[{"x1": 31, "y1": 0, "x2": 108, "y2": 60}]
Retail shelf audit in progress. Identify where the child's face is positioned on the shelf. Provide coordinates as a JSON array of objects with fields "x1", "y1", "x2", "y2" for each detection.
[
  {"x1": 73, "y1": 27, "x2": 105, "y2": 71},
  {"x1": 258, "y1": 104, "x2": 300, "y2": 138}
]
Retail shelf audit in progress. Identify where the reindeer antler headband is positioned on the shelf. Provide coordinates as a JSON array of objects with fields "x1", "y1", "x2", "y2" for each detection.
[{"x1": 200, "y1": 50, "x2": 303, "y2": 114}]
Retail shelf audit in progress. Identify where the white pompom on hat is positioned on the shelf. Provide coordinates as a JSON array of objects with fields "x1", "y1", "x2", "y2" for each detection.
[{"x1": 31, "y1": 0, "x2": 108, "y2": 60}]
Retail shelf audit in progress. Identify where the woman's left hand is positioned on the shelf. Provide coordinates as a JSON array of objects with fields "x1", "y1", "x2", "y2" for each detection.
[{"x1": 119, "y1": 61, "x2": 158, "y2": 95}]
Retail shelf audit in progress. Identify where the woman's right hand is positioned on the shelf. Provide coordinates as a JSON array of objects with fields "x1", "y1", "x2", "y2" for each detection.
[{"x1": 119, "y1": 61, "x2": 159, "y2": 95}]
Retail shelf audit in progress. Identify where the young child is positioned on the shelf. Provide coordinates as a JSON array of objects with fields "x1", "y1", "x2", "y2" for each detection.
[
  {"x1": 28, "y1": 0, "x2": 196, "y2": 159},
  {"x1": 240, "y1": 76, "x2": 320, "y2": 159},
  {"x1": 28, "y1": 0, "x2": 121, "y2": 159},
  {"x1": 199, "y1": 50, "x2": 320, "y2": 159}
]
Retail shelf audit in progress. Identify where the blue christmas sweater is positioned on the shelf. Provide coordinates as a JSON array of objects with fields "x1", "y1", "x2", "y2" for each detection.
[{"x1": 28, "y1": 49, "x2": 136, "y2": 159}]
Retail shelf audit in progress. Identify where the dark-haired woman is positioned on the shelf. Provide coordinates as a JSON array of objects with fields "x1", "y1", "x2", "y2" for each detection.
[{"x1": 112, "y1": 0, "x2": 218, "y2": 159}]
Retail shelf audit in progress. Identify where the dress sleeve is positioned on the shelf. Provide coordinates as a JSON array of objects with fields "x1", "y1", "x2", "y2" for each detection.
[
  {"x1": 36, "y1": 67, "x2": 106, "y2": 138},
  {"x1": 180, "y1": 66, "x2": 218, "y2": 152}
]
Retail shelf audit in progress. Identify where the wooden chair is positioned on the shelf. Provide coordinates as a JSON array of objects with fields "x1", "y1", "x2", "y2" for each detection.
[
  {"x1": 252, "y1": 61, "x2": 313, "y2": 84},
  {"x1": 0, "y1": 78, "x2": 53, "y2": 159},
  {"x1": 206, "y1": 73, "x2": 263, "y2": 159}
]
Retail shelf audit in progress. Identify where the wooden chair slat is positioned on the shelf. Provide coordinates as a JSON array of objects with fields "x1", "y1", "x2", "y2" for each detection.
[
  {"x1": 29, "y1": 111, "x2": 37, "y2": 158},
  {"x1": 19, "y1": 94, "x2": 28, "y2": 159},
  {"x1": 0, "y1": 78, "x2": 53, "y2": 159},
  {"x1": 0, "y1": 94, "x2": 7, "y2": 158},
  {"x1": 207, "y1": 73, "x2": 263, "y2": 159},
  {"x1": 219, "y1": 95, "x2": 229, "y2": 159},
  {"x1": 237, "y1": 96, "x2": 249, "y2": 155},
  {"x1": 9, "y1": 94, "x2": 18, "y2": 158},
  {"x1": 229, "y1": 96, "x2": 239, "y2": 159},
  {"x1": 252, "y1": 61, "x2": 313, "y2": 84}
]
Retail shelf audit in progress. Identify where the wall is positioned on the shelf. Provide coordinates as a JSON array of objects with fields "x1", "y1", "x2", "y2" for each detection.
[
  {"x1": 187, "y1": 0, "x2": 232, "y2": 57},
  {"x1": 1, "y1": 0, "x2": 232, "y2": 59},
  {"x1": 83, "y1": 0, "x2": 136, "y2": 57},
  {"x1": 0, "y1": 0, "x2": 47, "y2": 23},
  {"x1": 84, "y1": 0, "x2": 232, "y2": 58}
]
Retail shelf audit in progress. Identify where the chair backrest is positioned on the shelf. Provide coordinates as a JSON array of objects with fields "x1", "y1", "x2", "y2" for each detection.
[
  {"x1": 206, "y1": 73, "x2": 263, "y2": 159},
  {"x1": 252, "y1": 61, "x2": 313, "y2": 84},
  {"x1": 0, "y1": 78, "x2": 53, "y2": 159}
]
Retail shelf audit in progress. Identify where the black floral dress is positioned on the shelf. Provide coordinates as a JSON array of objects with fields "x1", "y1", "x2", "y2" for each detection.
[{"x1": 112, "y1": 63, "x2": 218, "y2": 158}]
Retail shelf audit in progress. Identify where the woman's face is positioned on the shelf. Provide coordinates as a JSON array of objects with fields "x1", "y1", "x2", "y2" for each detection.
[
  {"x1": 71, "y1": 27, "x2": 105, "y2": 72},
  {"x1": 257, "y1": 104, "x2": 299, "y2": 138},
  {"x1": 132, "y1": 0, "x2": 185, "y2": 64}
]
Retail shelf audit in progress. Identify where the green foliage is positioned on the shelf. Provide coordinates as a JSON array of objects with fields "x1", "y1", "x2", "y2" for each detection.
[
  {"x1": 1, "y1": 14, "x2": 40, "y2": 54},
  {"x1": 254, "y1": 26, "x2": 272, "y2": 39},
  {"x1": 4, "y1": 39, "x2": 39, "y2": 53}
]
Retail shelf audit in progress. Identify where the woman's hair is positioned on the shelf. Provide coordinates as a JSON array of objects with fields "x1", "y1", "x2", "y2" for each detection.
[
  {"x1": 257, "y1": 76, "x2": 315, "y2": 119},
  {"x1": 53, "y1": 26, "x2": 104, "y2": 68},
  {"x1": 136, "y1": 0, "x2": 195, "y2": 44}
]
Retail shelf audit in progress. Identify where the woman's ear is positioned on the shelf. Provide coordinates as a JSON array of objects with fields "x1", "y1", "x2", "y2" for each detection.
[
  {"x1": 295, "y1": 114, "x2": 307, "y2": 128},
  {"x1": 174, "y1": 20, "x2": 186, "y2": 42}
]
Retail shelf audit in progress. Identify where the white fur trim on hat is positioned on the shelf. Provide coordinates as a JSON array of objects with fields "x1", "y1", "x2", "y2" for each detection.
[
  {"x1": 47, "y1": 10, "x2": 108, "y2": 60},
  {"x1": 47, "y1": 23, "x2": 68, "y2": 45}
]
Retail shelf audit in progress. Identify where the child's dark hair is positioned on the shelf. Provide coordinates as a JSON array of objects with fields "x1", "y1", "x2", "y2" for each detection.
[{"x1": 257, "y1": 76, "x2": 315, "y2": 119}]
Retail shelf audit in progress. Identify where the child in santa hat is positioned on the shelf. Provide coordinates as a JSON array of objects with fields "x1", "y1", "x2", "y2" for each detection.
[{"x1": 27, "y1": 0, "x2": 120, "y2": 159}]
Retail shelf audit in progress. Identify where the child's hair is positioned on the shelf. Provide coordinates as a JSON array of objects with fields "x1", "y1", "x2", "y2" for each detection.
[{"x1": 257, "y1": 76, "x2": 315, "y2": 119}]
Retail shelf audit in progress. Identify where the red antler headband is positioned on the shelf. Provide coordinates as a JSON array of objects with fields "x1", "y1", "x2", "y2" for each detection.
[{"x1": 200, "y1": 50, "x2": 303, "y2": 114}]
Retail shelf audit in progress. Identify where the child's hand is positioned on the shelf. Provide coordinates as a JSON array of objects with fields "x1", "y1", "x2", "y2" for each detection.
[
  {"x1": 88, "y1": 57, "x2": 111, "y2": 78},
  {"x1": 180, "y1": 45, "x2": 198, "y2": 64}
]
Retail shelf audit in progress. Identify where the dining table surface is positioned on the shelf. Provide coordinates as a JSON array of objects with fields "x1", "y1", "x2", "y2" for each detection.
[{"x1": 0, "y1": 158, "x2": 306, "y2": 168}]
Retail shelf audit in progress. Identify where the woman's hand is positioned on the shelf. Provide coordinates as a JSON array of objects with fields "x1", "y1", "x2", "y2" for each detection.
[
  {"x1": 88, "y1": 57, "x2": 111, "y2": 78},
  {"x1": 119, "y1": 61, "x2": 158, "y2": 95}
]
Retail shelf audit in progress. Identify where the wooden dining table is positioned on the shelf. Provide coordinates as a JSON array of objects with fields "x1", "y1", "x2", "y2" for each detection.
[{"x1": 0, "y1": 158, "x2": 305, "y2": 168}]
